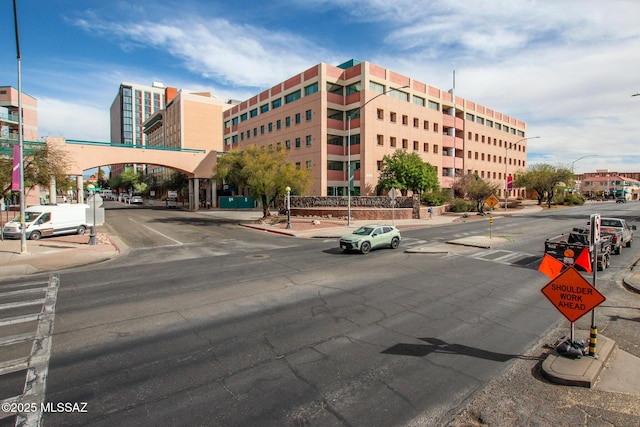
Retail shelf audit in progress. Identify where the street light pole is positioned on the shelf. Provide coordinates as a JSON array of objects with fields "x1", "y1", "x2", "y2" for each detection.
[
  {"x1": 13, "y1": 0, "x2": 26, "y2": 254},
  {"x1": 87, "y1": 184, "x2": 97, "y2": 245},
  {"x1": 285, "y1": 186, "x2": 291, "y2": 229},
  {"x1": 570, "y1": 154, "x2": 598, "y2": 174},
  {"x1": 504, "y1": 136, "x2": 540, "y2": 210},
  {"x1": 347, "y1": 84, "x2": 410, "y2": 226}
]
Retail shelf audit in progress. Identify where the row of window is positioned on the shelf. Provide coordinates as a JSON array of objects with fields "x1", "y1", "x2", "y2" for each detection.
[
  {"x1": 374, "y1": 134, "x2": 440, "y2": 154},
  {"x1": 467, "y1": 132, "x2": 527, "y2": 149},
  {"x1": 231, "y1": 109, "x2": 313, "y2": 129},
  {"x1": 227, "y1": 83, "x2": 319, "y2": 128},
  {"x1": 465, "y1": 112, "x2": 524, "y2": 136},
  {"x1": 227, "y1": 134, "x2": 314, "y2": 149},
  {"x1": 467, "y1": 151, "x2": 526, "y2": 166}
]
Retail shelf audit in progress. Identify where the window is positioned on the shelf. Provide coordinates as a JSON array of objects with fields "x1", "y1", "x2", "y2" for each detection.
[
  {"x1": 476, "y1": 117, "x2": 484, "y2": 125},
  {"x1": 306, "y1": 135, "x2": 312, "y2": 146},
  {"x1": 276, "y1": 141, "x2": 282, "y2": 151},
  {"x1": 377, "y1": 108, "x2": 384, "y2": 119},
  {"x1": 232, "y1": 117, "x2": 239, "y2": 125},
  {"x1": 466, "y1": 113, "x2": 474, "y2": 121},
  {"x1": 285, "y1": 90, "x2": 301, "y2": 104},
  {"x1": 276, "y1": 119, "x2": 281, "y2": 129},
  {"x1": 370, "y1": 81, "x2": 385, "y2": 94},
  {"x1": 327, "y1": 82, "x2": 343, "y2": 95},
  {"x1": 487, "y1": 119, "x2": 493, "y2": 127},
  {"x1": 390, "y1": 112, "x2": 397, "y2": 123},
  {"x1": 327, "y1": 160, "x2": 343, "y2": 171},
  {"x1": 304, "y1": 82, "x2": 318, "y2": 96},
  {"x1": 295, "y1": 113, "x2": 301, "y2": 124},
  {"x1": 413, "y1": 96, "x2": 425, "y2": 106},
  {"x1": 295, "y1": 137, "x2": 301, "y2": 148},
  {"x1": 413, "y1": 118, "x2": 419, "y2": 128},
  {"x1": 423, "y1": 143, "x2": 429, "y2": 152},
  {"x1": 306, "y1": 109, "x2": 312, "y2": 121},
  {"x1": 390, "y1": 90, "x2": 409, "y2": 102},
  {"x1": 349, "y1": 134, "x2": 361, "y2": 145},
  {"x1": 347, "y1": 108, "x2": 360, "y2": 119},
  {"x1": 327, "y1": 109, "x2": 343, "y2": 120},
  {"x1": 285, "y1": 140, "x2": 291, "y2": 150},
  {"x1": 481, "y1": 153, "x2": 485, "y2": 161},
  {"x1": 377, "y1": 160, "x2": 383, "y2": 170},
  {"x1": 402, "y1": 115, "x2": 408, "y2": 125},
  {"x1": 468, "y1": 151, "x2": 472, "y2": 158},
  {"x1": 250, "y1": 108, "x2": 258, "y2": 118},
  {"x1": 286, "y1": 117, "x2": 291, "y2": 127},
  {"x1": 428, "y1": 100, "x2": 440, "y2": 111},
  {"x1": 240, "y1": 113, "x2": 248, "y2": 121},
  {"x1": 260, "y1": 104, "x2": 269, "y2": 113},
  {"x1": 232, "y1": 135, "x2": 238, "y2": 143},
  {"x1": 306, "y1": 160, "x2": 312, "y2": 169},
  {"x1": 253, "y1": 128, "x2": 257, "y2": 137},
  {"x1": 295, "y1": 162, "x2": 301, "y2": 169},
  {"x1": 433, "y1": 123, "x2": 439, "y2": 133},
  {"x1": 433, "y1": 144, "x2": 438, "y2": 154},
  {"x1": 328, "y1": 135, "x2": 342, "y2": 146},
  {"x1": 402, "y1": 139, "x2": 408, "y2": 149},
  {"x1": 424, "y1": 120, "x2": 429, "y2": 130},
  {"x1": 346, "y1": 82, "x2": 362, "y2": 95},
  {"x1": 390, "y1": 137, "x2": 396, "y2": 147},
  {"x1": 272, "y1": 98, "x2": 282, "y2": 109},
  {"x1": 268, "y1": 123, "x2": 273, "y2": 132},
  {"x1": 377, "y1": 135, "x2": 384, "y2": 146},
  {"x1": 413, "y1": 140, "x2": 419, "y2": 150}
]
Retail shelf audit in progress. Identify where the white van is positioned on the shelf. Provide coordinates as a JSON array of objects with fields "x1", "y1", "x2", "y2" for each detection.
[{"x1": 2, "y1": 204, "x2": 90, "y2": 240}]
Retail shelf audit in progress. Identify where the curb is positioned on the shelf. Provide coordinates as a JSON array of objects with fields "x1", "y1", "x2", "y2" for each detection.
[{"x1": 240, "y1": 224, "x2": 296, "y2": 237}]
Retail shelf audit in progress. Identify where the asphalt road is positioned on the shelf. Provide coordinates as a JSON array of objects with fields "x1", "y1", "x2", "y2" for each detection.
[{"x1": 3, "y1": 202, "x2": 639, "y2": 426}]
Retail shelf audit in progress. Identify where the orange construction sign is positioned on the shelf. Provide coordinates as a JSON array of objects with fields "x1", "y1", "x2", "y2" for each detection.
[{"x1": 541, "y1": 267, "x2": 605, "y2": 322}]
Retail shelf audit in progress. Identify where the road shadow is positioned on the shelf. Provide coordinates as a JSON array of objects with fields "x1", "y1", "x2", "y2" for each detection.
[{"x1": 381, "y1": 337, "x2": 540, "y2": 362}]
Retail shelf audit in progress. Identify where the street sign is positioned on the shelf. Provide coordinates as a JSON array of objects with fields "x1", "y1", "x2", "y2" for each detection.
[
  {"x1": 389, "y1": 188, "x2": 398, "y2": 199},
  {"x1": 541, "y1": 267, "x2": 605, "y2": 323},
  {"x1": 507, "y1": 175, "x2": 513, "y2": 190},
  {"x1": 485, "y1": 194, "x2": 499, "y2": 209}
]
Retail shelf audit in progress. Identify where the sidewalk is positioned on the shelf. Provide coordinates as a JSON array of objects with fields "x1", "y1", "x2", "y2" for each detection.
[{"x1": 0, "y1": 202, "x2": 638, "y2": 395}]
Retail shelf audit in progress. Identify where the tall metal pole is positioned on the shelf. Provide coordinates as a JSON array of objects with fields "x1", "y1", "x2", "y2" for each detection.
[
  {"x1": 504, "y1": 136, "x2": 540, "y2": 210},
  {"x1": 347, "y1": 116, "x2": 351, "y2": 226},
  {"x1": 13, "y1": 0, "x2": 26, "y2": 253},
  {"x1": 346, "y1": 84, "x2": 409, "y2": 226}
]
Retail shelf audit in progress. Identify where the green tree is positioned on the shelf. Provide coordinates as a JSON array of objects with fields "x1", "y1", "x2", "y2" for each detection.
[
  {"x1": 214, "y1": 145, "x2": 311, "y2": 217},
  {"x1": 0, "y1": 141, "x2": 72, "y2": 199},
  {"x1": 453, "y1": 173, "x2": 500, "y2": 214},
  {"x1": 514, "y1": 164, "x2": 574, "y2": 208},
  {"x1": 377, "y1": 150, "x2": 439, "y2": 196}
]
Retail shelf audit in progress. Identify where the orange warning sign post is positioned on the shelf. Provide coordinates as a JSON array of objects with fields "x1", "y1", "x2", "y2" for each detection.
[{"x1": 541, "y1": 267, "x2": 605, "y2": 323}]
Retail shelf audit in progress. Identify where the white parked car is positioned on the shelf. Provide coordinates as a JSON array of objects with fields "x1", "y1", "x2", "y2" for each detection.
[{"x1": 130, "y1": 195, "x2": 143, "y2": 204}]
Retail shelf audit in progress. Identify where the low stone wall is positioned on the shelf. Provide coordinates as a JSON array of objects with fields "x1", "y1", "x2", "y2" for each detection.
[{"x1": 289, "y1": 205, "x2": 446, "y2": 221}]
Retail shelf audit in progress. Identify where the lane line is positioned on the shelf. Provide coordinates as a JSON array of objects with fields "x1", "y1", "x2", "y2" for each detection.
[{"x1": 129, "y1": 218, "x2": 184, "y2": 245}]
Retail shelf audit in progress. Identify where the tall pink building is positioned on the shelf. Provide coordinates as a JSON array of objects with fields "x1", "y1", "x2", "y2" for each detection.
[
  {"x1": 0, "y1": 86, "x2": 38, "y2": 142},
  {"x1": 223, "y1": 60, "x2": 529, "y2": 198}
]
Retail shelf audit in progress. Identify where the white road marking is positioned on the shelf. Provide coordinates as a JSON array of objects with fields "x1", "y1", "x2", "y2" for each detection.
[{"x1": 129, "y1": 218, "x2": 184, "y2": 245}]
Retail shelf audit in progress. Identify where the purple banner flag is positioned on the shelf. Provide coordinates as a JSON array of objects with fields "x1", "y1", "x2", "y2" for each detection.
[{"x1": 11, "y1": 143, "x2": 20, "y2": 191}]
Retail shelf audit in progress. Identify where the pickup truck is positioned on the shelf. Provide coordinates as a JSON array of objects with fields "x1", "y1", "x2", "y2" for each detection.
[
  {"x1": 600, "y1": 217, "x2": 635, "y2": 249},
  {"x1": 573, "y1": 225, "x2": 624, "y2": 255},
  {"x1": 544, "y1": 229, "x2": 612, "y2": 271}
]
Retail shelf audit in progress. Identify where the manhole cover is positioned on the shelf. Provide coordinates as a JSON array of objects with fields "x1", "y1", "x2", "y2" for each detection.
[{"x1": 245, "y1": 254, "x2": 270, "y2": 259}]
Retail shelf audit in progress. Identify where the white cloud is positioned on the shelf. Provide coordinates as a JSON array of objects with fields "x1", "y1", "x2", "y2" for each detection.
[
  {"x1": 71, "y1": 14, "x2": 332, "y2": 89},
  {"x1": 38, "y1": 97, "x2": 110, "y2": 142}
]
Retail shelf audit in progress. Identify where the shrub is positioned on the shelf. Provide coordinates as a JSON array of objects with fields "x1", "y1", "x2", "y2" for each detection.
[
  {"x1": 422, "y1": 188, "x2": 452, "y2": 206},
  {"x1": 561, "y1": 193, "x2": 586, "y2": 206},
  {"x1": 448, "y1": 198, "x2": 476, "y2": 213}
]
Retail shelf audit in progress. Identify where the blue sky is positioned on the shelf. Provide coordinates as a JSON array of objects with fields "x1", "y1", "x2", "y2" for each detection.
[{"x1": 1, "y1": 0, "x2": 639, "y2": 174}]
